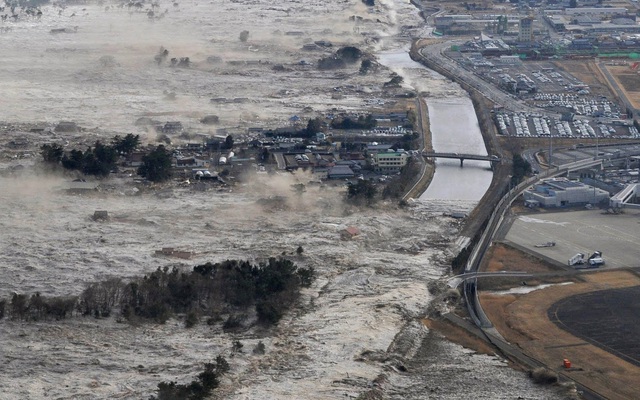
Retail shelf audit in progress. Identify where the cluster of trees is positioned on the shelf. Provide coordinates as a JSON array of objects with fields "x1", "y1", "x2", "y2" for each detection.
[
  {"x1": 151, "y1": 356, "x2": 230, "y2": 400},
  {"x1": 512, "y1": 153, "x2": 532, "y2": 185},
  {"x1": 392, "y1": 132, "x2": 420, "y2": 151},
  {"x1": 0, "y1": 258, "x2": 315, "y2": 328},
  {"x1": 382, "y1": 158, "x2": 421, "y2": 200},
  {"x1": 137, "y1": 145, "x2": 173, "y2": 182},
  {"x1": 330, "y1": 114, "x2": 376, "y2": 130},
  {"x1": 359, "y1": 59, "x2": 373, "y2": 75},
  {"x1": 404, "y1": 109, "x2": 417, "y2": 130},
  {"x1": 346, "y1": 180, "x2": 377, "y2": 206},
  {"x1": 317, "y1": 46, "x2": 362, "y2": 70},
  {"x1": 263, "y1": 113, "x2": 377, "y2": 140},
  {"x1": 0, "y1": 293, "x2": 76, "y2": 321},
  {"x1": 40, "y1": 136, "x2": 176, "y2": 183},
  {"x1": 85, "y1": 258, "x2": 314, "y2": 326},
  {"x1": 383, "y1": 73, "x2": 404, "y2": 88},
  {"x1": 40, "y1": 134, "x2": 140, "y2": 177}
]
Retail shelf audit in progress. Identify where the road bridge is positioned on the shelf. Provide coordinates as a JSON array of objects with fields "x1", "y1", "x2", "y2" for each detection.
[{"x1": 422, "y1": 151, "x2": 501, "y2": 167}]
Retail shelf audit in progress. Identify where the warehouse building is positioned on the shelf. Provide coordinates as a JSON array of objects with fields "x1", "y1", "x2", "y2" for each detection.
[{"x1": 523, "y1": 177, "x2": 609, "y2": 207}]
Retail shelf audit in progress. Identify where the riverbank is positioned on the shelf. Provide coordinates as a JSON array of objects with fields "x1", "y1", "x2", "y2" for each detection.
[
  {"x1": 403, "y1": 96, "x2": 435, "y2": 202},
  {"x1": 410, "y1": 39, "x2": 512, "y2": 255}
]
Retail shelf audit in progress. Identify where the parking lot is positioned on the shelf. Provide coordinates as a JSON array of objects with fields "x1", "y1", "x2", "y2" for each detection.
[
  {"x1": 504, "y1": 208, "x2": 640, "y2": 269},
  {"x1": 494, "y1": 111, "x2": 638, "y2": 139},
  {"x1": 464, "y1": 57, "x2": 639, "y2": 139}
]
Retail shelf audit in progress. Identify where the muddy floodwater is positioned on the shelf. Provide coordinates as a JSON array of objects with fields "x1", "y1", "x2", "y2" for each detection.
[{"x1": 0, "y1": 0, "x2": 565, "y2": 398}]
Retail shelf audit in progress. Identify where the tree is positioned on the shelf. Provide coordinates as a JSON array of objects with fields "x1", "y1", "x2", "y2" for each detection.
[
  {"x1": 222, "y1": 135, "x2": 234, "y2": 150},
  {"x1": 185, "y1": 310, "x2": 199, "y2": 328},
  {"x1": 61, "y1": 149, "x2": 84, "y2": 171},
  {"x1": 296, "y1": 246, "x2": 304, "y2": 256},
  {"x1": 215, "y1": 355, "x2": 230, "y2": 374},
  {"x1": 91, "y1": 141, "x2": 118, "y2": 176},
  {"x1": 10, "y1": 293, "x2": 29, "y2": 320},
  {"x1": 512, "y1": 154, "x2": 532, "y2": 184},
  {"x1": 569, "y1": 0, "x2": 577, "y2": 7},
  {"x1": 336, "y1": 46, "x2": 362, "y2": 63},
  {"x1": 154, "y1": 47, "x2": 169, "y2": 65},
  {"x1": 239, "y1": 30, "x2": 249, "y2": 42},
  {"x1": 253, "y1": 341, "x2": 266, "y2": 355},
  {"x1": 232, "y1": 340, "x2": 244, "y2": 353},
  {"x1": 40, "y1": 143, "x2": 64, "y2": 164},
  {"x1": 138, "y1": 145, "x2": 173, "y2": 182},
  {"x1": 152, "y1": 362, "x2": 221, "y2": 400},
  {"x1": 304, "y1": 117, "x2": 323, "y2": 136},
  {"x1": 384, "y1": 73, "x2": 404, "y2": 87},
  {"x1": 112, "y1": 134, "x2": 140, "y2": 155}
]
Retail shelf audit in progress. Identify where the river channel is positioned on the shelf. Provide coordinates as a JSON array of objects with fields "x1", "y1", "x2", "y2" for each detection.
[{"x1": 376, "y1": 50, "x2": 493, "y2": 203}]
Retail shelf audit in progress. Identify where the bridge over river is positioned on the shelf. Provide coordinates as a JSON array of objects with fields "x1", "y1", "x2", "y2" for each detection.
[{"x1": 422, "y1": 151, "x2": 501, "y2": 167}]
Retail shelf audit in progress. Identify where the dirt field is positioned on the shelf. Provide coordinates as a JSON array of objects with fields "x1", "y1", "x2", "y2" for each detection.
[
  {"x1": 480, "y1": 242, "x2": 561, "y2": 274},
  {"x1": 480, "y1": 269, "x2": 640, "y2": 400},
  {"x1": 549, "y1": 286, "x2": 640, "y2": 367},
  {"x1": 552, "y1": 60, "x2": 615, "y2": 100},
  {"x1": 605, "y1": 65, "x2": 640, "y2": 110}
]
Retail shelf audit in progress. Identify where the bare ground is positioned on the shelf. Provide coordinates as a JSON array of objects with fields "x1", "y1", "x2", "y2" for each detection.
[
  {"x1": 605, "y1": 65, "x2": 640, "y2": 110},
  {"x1": 481, "y1": 242, "x2": 561, "y2": 274}
]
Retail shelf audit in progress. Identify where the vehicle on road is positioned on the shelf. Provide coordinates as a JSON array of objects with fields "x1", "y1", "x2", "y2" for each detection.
[{"x1": 568, "y1": 253, "x2": 585, "y2": 266}]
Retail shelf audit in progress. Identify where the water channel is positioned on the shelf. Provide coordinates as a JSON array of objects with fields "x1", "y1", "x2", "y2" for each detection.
[{"x1": 376, "y1": 50, "x2": 493, "y2": 203}]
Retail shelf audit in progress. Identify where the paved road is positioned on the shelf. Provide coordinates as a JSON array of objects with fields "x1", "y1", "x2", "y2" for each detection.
[{"x1": 448, "y1": 271, "x2": 532, "y2": 288}]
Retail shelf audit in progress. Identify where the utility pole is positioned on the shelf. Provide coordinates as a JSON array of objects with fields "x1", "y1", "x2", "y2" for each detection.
[{"x1": 548, "y1": 134, "x2": 552, "y2": 167}]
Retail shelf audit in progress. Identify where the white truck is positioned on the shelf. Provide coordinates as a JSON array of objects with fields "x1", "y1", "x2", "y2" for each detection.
[{"x1": 588, "y1": 251, "x2": 605, "y2": 266}]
